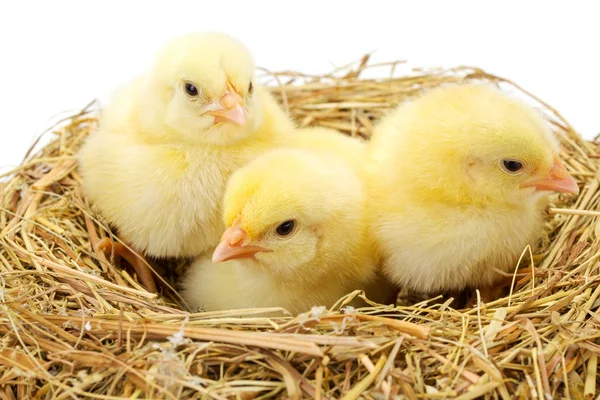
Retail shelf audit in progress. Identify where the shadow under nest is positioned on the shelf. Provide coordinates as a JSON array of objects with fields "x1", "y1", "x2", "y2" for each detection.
[{"x1": 0, "y1": 56, "x2": 599, "y2": 399}]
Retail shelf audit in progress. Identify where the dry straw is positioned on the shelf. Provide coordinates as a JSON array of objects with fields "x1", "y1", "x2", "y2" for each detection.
[{"x1": 0, "y1": 55, "x2": 599, "y2": 399}]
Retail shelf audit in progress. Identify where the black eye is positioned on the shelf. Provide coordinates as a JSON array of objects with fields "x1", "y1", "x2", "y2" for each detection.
[
  {"x1": 276, "y1": 220, "x2": 295, "y2": 237},
  {"x1": 503, "y1": 160, "x2": 523, "y2": 173},
  {"x1": 248, "y1": 81, "x2": 254, "y2": 95},
  {"x1": 184, "y1": 82, "x2": 198, "y2": 97}
]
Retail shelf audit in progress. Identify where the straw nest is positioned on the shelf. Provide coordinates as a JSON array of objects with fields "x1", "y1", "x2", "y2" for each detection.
[{"x1": 1, "y1": 56, "x2": 599, "y2": 400}]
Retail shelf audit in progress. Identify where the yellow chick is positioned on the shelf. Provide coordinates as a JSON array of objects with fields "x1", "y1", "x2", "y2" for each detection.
[
  {"x1": 78, "y1": 33, "x2": 294, "y2": 291},
  {"x1": 367, "y1": 84, "x2": 579, "y2": 298},
  {"x1": 180, "y1": 148, "x2": 378, "y2": 315}
]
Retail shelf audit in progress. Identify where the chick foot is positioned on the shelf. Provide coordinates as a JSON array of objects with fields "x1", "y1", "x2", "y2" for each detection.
[
  {"x1": 465, "y1": 285, "x2": 507, "y2": 308},
  {"x1": 96, "y1": 238, "x2": 158, "y2": 293}
]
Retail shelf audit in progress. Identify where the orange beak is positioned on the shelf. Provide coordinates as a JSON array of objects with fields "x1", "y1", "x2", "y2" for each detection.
[
  {"x1": 212, "y1": 220, "x2": 271, "y2": 263},
  {"x1": 207, "y1": 82, "x2": 247, "y2": 126},
  {"x1": 521, "y1": 158, "x2": 579, "y2": 194}
]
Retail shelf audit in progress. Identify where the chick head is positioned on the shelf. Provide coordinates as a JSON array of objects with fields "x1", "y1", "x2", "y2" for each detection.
[
  {"x1": 142, "y1": 32, "x2": 259, "y2": 145},
  {"x1": 212, "y1": 149, "x2": 364, "y2": 277},
  {"x1": 375, "y1": 84, "x2": 579, "y2": 207}
]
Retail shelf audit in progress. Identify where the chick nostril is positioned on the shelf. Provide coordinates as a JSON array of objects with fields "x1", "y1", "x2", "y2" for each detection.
[
  {"x1": 549, "y1": 160, "x2": 568, "y2": 180},
  {"x1": 221, "y1": 94, "x2": 235, "y2": 109},
  {"x1": 550, "y1": 168, "x2": 567, "y2": 180},
  {"x1": 228, "y1": 230, "x2": 245, "y2": 246}
]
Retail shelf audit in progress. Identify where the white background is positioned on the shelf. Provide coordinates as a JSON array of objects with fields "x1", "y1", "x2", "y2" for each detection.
[{"x1": 0, "y1": 1, "x2": 598, "y2": 175}]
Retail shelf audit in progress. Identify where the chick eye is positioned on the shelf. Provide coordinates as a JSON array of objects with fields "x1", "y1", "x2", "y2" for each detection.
[
  {"x1": 276, "y1": 220, "x2": 296, "y2": 237},
  {"x1": 184, "y1": 82, "x2": 199, "y2": 97},
  {"x1": 248, "y1": 81, "x2": 254, "y2": 95},
  {"x1": 502, "y1": 159, "x2": 523, "y2": 173}
]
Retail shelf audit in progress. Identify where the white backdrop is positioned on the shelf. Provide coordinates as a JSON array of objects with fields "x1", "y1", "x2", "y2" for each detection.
[{"x1": 1, "y1": 1, "x2": 598, "y2": 174}]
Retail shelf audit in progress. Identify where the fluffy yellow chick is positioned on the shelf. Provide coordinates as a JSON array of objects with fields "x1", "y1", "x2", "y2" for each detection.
[
  {"x1": 78, "y1": 33, "x2": 294, "y2": 291},
  {"x1": 180, "y1": 148, "x2": 378, "y2": 315},
  {"x1": 367, "y1": 84, "x2": 579, "y2": 297}
]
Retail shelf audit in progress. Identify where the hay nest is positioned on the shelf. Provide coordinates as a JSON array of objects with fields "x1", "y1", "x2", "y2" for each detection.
[{"x1": 1, "y1": 55, "x2": 599, "y2": 399}]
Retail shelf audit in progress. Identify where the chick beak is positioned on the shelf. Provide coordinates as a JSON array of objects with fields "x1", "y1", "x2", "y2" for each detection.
[
  {"x1": 212, "y1": 222, "x2": 271, "y2": 263},
  {"x1": 521, "y1": 158, "x2": 580, "y2": 194},
  {"x1": 207, "y1": 83, "x2": 247, "y2": 126}
]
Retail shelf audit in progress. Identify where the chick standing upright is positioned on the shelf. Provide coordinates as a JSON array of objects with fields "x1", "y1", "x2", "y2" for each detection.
[
  {"x1": 367, "y1": 84, "x2": 579, "y2": 298},
  {"x1": 180, "y1": 149, "x2": 378, "y2": 315},
  {"x1": 78, "y1": 33, "x2": 294, "y2": 291}
]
